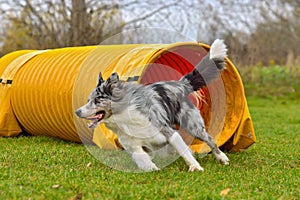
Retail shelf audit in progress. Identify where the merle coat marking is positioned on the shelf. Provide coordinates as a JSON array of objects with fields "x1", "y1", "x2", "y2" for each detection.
[{"x1": 76, "y1": 39, "x2": 229, "y2": 171}]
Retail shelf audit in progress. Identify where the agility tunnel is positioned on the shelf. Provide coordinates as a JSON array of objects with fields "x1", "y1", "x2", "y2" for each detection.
[{"x1": 0, "y1": 42, "x2": 256, "y2": 153}]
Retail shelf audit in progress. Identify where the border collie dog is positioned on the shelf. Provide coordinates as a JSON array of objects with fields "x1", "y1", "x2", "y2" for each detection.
[{"x1": 76, "y1": 39, "x2": 229, "y2": 171}]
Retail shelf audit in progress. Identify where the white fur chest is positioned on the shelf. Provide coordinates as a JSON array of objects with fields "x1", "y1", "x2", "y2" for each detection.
[{"x1": 103, "y1": 105, "x2": 167, "y2": 151}]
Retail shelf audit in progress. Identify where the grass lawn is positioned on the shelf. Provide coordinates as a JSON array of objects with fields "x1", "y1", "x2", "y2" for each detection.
[{"x1": 0, "y1": 97, "x2": 299, "y2": 200}]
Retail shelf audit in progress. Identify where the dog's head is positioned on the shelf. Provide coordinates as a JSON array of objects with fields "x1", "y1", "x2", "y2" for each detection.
[{"x1": 75, "y1": 72, "x2": 121, "y2": 128}]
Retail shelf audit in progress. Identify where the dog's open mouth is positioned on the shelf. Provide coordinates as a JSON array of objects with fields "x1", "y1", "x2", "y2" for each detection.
[{"x1": 85, "y1": 111, "x2": 106, "y2": 128}]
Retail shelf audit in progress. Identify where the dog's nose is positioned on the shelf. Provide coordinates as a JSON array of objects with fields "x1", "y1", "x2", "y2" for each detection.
[{"x1": 75, "y1": 109, "x2": 81, "y2": 117}]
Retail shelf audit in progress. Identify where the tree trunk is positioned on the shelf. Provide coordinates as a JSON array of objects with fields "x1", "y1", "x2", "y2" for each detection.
[{"x1": 69, "y1": 0, "x2": 89, "y2": 46}]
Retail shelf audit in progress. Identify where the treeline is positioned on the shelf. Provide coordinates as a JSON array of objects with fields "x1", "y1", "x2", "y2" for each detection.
[
  {"x1": 0, "y1": 0, "x2": 299, "y2": 67},
  {"x1": 224, "y1": 1, "x2": 300, "y2": 67}
]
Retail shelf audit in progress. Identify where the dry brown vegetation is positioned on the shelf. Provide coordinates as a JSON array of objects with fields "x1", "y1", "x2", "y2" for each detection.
[{"x1": 0, "y1": 0, "x2": 299, "y2": 68}]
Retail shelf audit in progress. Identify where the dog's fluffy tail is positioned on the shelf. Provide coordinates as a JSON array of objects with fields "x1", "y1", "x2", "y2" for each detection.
[{"x1": 181, "y1": 39, "x2": 227, "y2": 91}]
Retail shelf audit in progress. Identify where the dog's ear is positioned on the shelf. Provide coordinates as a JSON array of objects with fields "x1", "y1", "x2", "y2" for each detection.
[
  {"x1": 107, "y1": 72, "x2": 119, "y2": 84},
  {"x1": 97, "y1": 72, "x2": 104, "y2": 87}
]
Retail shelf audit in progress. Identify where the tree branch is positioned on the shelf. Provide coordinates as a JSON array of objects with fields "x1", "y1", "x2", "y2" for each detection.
[
  {"x1": 24, "y1": 0, "x2": 51, "y2": 34},
  {"x1": 125, "y1": 1, "x2": 180, "y2": 26}
]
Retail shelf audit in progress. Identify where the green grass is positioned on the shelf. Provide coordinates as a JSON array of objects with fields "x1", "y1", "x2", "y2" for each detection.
[
  {"x1": 238, "y1": 65, "x2": 300, "y2": 99},
  {"x1": 0, "y1": 97, "x2": 299, "y2": 200}
]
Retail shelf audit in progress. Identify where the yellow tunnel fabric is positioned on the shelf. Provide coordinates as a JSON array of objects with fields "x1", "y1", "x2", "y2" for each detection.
[
  {"x1": 0, "y1": 50, "x2": 47, "y2": 136},
  {"x1": 0, "y1": 43, "x2": 256, "y2": 153}
]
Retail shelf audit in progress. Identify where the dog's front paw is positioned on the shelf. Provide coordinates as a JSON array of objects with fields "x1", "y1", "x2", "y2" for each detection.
[
  {"x1": 216, "y1": 152, "x2": 230, "y2": 165},
  {"x1": 188, "y1": 164, "x2": 204, "y2": 172},
  {"x1": 139, "y1": 163, "x2": 160, "y2": 172}
]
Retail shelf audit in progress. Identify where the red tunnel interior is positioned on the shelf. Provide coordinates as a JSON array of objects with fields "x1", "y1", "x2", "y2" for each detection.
[
  {"x1": 141, "y1": 46, "x2": 207, "y2": 83},
  {"x1": 140, "y1": 45, "x2": 210, "y2": 108}
]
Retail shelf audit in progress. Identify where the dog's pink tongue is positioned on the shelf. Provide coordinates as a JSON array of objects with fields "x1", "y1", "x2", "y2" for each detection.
[
  {"x1": 85, "y1": 113, "x2": 103, "y2": 121},
  {"x1": 87, "y1": 113, "x2": 104, "y2": 128}
]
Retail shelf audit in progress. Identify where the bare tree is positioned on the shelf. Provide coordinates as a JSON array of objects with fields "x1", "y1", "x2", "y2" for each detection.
[
  {"x1": 76, "y1": 0, "x2": 199, "y2": 44},
  {"x1": 208, "y1": 0, "x2": 300, "y2": 67},
  {"x1": 0, "y1": 0, "x2": 215, "y2": 54},
  {"x1": 0, "y1": 0, "x2": 124, "y2": 53},
  {"x1": 69, "y1": 0, "x2": 90, "y2": 46},
  {"x1": 243, "y1": 0, "x2": 300, "y2": 66},
  {"x1": 1, "y1": 0, "x2": 299, "y2": 67}
]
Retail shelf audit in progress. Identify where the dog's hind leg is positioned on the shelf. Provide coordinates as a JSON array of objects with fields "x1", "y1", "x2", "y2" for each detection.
[
  {"x1": 148, "y1": 105, "x2": 203, "y2": 171},
  {"x1": 179, "y1": 107, "x2": 229, "y2": 165},
  {"x1": 167, "y1": 131, "x2": 204, "y2": 172}
]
